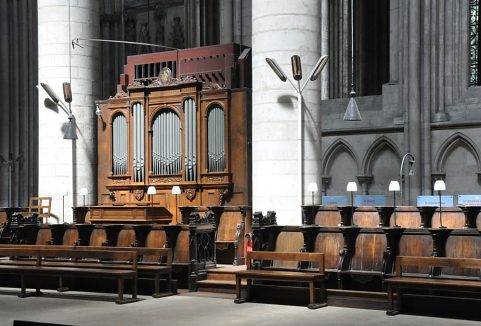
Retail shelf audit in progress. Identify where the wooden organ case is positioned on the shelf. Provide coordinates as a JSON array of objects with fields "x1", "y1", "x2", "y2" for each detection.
[{"x1": 95, "y1": 44, "x2": 251, "y2": 225}]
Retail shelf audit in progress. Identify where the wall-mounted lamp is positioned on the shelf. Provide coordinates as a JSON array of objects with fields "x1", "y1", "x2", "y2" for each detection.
[
  {"x1": 38, "y1": 82, "x2": 77, "y2": 140},
  {"x1": 80, "y1": 187, "x2": 88, "y2": 207},
  {"x1": 147, "y1": 186, "x2": 157, "y2": 206},
  {"x1": 388, "y1": 180, "x2": 400, "y2": 227},
  {"x1": 95, "y1": 104, "x2": 102, "y2": 116},
  {"x1": 433, "y1": 180, "x2": 446, "y2": 228}
]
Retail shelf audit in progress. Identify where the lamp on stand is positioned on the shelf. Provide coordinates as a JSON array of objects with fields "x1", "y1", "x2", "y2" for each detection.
[
  {"x1": 147, "y1": 186, "x2": 157, "y2": 206},
  {"x1": 388, "y1": 180, "x2": 400, "y2": 227},
  {"x1": 307, "y1": 182, "x2": 318, "y2": 224},
  {"x1": 171, "y1": 186, "x2": 181, "y2": 224},
  {"x1": 80, "y1": 188, "x2": 88, "y2": 207},
  {"x1": 434, "y1": 180, "x2": 446, "y2": 228},
  {"x1": 346, "y1": 181, "x2": 358, "y2": 226}
]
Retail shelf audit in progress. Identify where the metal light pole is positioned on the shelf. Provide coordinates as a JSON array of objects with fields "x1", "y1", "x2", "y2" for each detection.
[
  {"x1": 265, "y1": 55, "x2": 328, "y2": 210},
  {"x1": 399, "y1": 153, "x2": 415, "y2": 205}
]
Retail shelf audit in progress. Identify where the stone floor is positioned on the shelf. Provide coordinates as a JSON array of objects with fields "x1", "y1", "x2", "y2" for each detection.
[{"x1": 0, "y1": 288, "x2": 480, "y2": 326}]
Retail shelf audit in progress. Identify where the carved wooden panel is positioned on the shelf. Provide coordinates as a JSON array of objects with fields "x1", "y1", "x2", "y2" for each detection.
[
  {"x1": 35, "y1": 228, "x2": 51, "y2": 245},
  {"x1": 173, "y1": 230, "x2": 190, "y2": 264},
  {"x1": 62, "y1": 228, "x2": 79, "y2": 246},
  {"x1": 394, "y1": 207, "x2": 421, "y2": 228},
  {"x1": 431, "y1": 207, "x2": 465, "y2": 228},
  {"x1": 272, "y1": 231, "x2": 304, "y2": 269},
  {"x1": 353, "y1": 207, "x2": 380, "y2": 227},
  {"x1": 314, "y1": 231, "x2": 344, "y2": 271},
  {"x1": 351, "y1": 232, "x2": 386, "y2": 272},
  {"x1": 445, "y1": 233, "x2": 481, "y2": 277},
  {"x1": 315, "y1": 206, "x2": 342, "y2": 226},
  {"x1": 398, "y1": 233, "x2": 432, "y2": 274},
  {"x1": 117, "y1": 229, "x2": 136, "y2": 247},
  {"x1": 89, "y1": 228, "x2": 107, "y2": 246}
]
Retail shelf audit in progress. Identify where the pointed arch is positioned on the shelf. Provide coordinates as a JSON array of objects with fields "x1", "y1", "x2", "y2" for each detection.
[
  {"x1": 361, "y1": 136, "x2": 401, "y2": 175},
  {"x1": 322, "y1": 138, "x2": 360, "y2": 175},
  {"x1": 435, "y1": 132, "x2": 481, "y2": 172}
]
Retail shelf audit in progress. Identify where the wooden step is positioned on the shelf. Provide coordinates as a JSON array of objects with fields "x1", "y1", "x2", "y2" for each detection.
[{"x1": 196, "y1": 265, "x2": 247, "y2": 293}]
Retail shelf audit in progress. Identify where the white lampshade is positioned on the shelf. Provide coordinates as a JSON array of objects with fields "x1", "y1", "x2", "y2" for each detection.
[
  {"x1": 147, "y1": 186, "x2": 157, "y2": 195},
  {"x1": 434, "y1": 180, "x2": 446, "y2": 191},
  {"x1": 80, "y1": 188, "x2": 88, "y2": 196},
  {"x1": 171, "y1": 186, "x2": 181, "y2": 195},
  {"x1": 388, "y1": 180, "x2": 400, "y2": 192},
  {"x1": 307, "y1": 182, "x2": 318, "y2": 193},
  {"x1": 346, "y1": 182, "x2": 358, "y2": 192}
]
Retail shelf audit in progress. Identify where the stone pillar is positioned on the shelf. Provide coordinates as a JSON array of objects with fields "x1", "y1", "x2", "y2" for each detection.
[
  {"x1": 252, "y1": 0, "x2": 326, "y2": 225},
  {"x1": 0, "y1": 0, "x2": 38, "y2": 208},
  {"x1": 38, "y1": 0, "x2": 100, "y2": 223}
]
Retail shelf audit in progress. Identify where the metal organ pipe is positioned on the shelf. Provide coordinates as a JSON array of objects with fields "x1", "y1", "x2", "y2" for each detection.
[
  {"x1": 208, "y1": 106, "x2": 225, "y2": 172},
  {"x1": 132, "y1": 103, "x2": 145, "y2": 182},
  {"x1": 152, "y1": 110, "x2": 181, "y2": 176},
  {"x1": 112, "y1": 114, "x2": 127, "y2": 175}
]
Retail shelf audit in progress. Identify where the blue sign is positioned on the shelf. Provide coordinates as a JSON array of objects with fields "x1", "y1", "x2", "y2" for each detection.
[
  {"x1": 322, "y1": 196, "x2": 348, "y2": 206},
  {"x1": 458, "y1": 195, "x2": 481, "y2": 206},
  {"x1": 354, "y1": 195, "x2": 386, "y2": 206},
  {"x1": 416, "y1": 195, "x2": 454, "y2": 207}
]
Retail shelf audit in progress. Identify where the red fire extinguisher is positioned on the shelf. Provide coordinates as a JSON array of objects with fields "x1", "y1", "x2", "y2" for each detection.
[{"x1": 245, "y1": 233, "x2": 253, "y2": 252}]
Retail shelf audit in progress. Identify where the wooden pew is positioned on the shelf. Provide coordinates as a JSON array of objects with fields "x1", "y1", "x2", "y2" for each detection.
[
  {"x1": 385, "y1": 256, "x2": 481, "y2": 315},
  {"x1": 0, "y1": 247, "x2": 138, "y2": 304},
  {"x1": 234, "y1": 251, "x2": 327, "y2": 309},
  {"x1": 0, "y1": 244, "x2": 174, "y2": 297}
]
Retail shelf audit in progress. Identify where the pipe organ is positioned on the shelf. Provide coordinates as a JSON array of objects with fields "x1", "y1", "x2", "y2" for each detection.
[{"x1": 95, "y1": 44, "x2": 251, "y2": 224}]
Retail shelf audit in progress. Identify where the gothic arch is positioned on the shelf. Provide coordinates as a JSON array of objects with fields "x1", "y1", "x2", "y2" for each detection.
[
  {"x1": 361, "y1": 136, "x2": 401, "y2": 175},
  {"x1": 322, "y1": 139, "x2": 360, "y2": 175},
  {"x1": 434, "y1": 133, "x2": 481, "y2": 172}
]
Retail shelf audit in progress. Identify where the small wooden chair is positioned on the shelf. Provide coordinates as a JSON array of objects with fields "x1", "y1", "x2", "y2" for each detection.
[{"x1": 28, "y1": 197, "x2": 52, "y2": 223}]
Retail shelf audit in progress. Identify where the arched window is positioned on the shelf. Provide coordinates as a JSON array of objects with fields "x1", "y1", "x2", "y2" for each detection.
[
  {"x1": 184, "y1": 98, "x2": 197, "y2": 181},
  {"x1": 112, "y1": 113, "x2": 128, "y2": 175},
  {"x1": 151, "y1": 109, "x2": 182, "y2": 175},
  {"x1": 207, "y1": 105, "x2": 225, "y2": 172}
]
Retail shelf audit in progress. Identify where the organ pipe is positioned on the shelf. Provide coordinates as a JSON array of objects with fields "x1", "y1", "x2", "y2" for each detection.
[
  {"x1": 152, "y1": 109, "x2": 181, "y2": 175},
  {"x1": 208, "y1": 105, "x2": 225, "y2": 172},
  {"x1": 112, "y1": 114, "x2": 127, "y2": 175}
]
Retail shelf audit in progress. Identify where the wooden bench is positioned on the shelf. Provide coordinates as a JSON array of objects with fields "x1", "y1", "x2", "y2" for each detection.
[
  {"x1": 385, "y1": 256, "x2": 481, "y2": 315},
  {"x1": 0, "y1": 247, "x2": 138, "y2": 304},
  {"x1": 0, "y1": 244, "x2": 174, "y2": 297},
  {"x1": 234, "y1": 251, "x2": 327, "y2": 309}
]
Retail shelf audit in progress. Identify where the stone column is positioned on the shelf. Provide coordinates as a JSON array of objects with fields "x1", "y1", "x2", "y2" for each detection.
[
  {"x1": 252, "y1": 0, "x2": 326, "y2": 225},
  {"x1": 38, "y1": 0, "x2": 100, "y2": 223}
]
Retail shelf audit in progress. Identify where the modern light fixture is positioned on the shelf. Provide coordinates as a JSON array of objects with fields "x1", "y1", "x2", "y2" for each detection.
[
  {"x1": 171, "y1": 186, "x2": 181, "y2": 224},
  {"x1": 80, "y1": 187, "x2": 88, "y2": 207},
  {"x1": 346, "y1": 181, "x2": 358, "y2": 225},
  {"x1": 147, "y1": 186, "x2": 157, "y2": 206},
  {"x1": 95, "y1": 104, "x2": 102, "y2": 116},
  {"x1": 62, "y1": 190, "x2": 68, "y2": 224},
  {"x1": 434, "y1": 179, "x2": 446, "y2": 228},
  {"x1": 71, "y1": 38, "x2": 179, "y2": 51},
  {"x1": 344, "y1": 0, "x2": 362, "y2": 122},
  {"x1": 399, "y1": 153, "x2": 415, "y2": 205},
  {"x1": 265, "y1": 54, "x2": 329, "y2": 211},
  {"x1": 307, "y1": 182, "x2": 318, "y2": 206},
  {"x1": 38, "y1": 82, "x2": 78, "y2": 140},
  {"x1": 389, "y1": 180, "x2": 400, "y2": 227}
]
